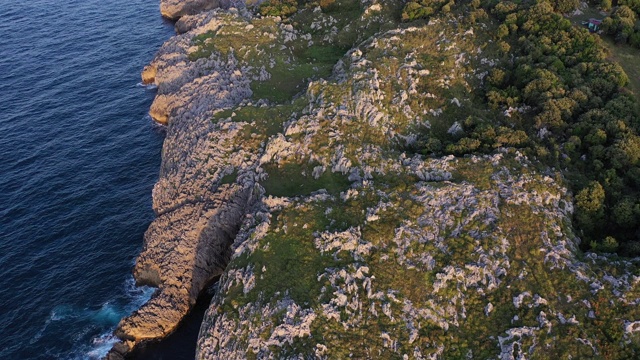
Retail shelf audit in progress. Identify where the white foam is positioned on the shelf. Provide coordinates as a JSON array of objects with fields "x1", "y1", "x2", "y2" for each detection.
[
  {"x1": 85, "y1": 333, "x2": 119, "y2": 359},
  {"x1": 75, "y1": 277, "x2": 155, "y2": 359},
  {"x1": 136, "y1": 82, "x2": 157, "y2": 90},
  {"x1": 123, "y1": 276, "x2": 155, "y2": 310}
]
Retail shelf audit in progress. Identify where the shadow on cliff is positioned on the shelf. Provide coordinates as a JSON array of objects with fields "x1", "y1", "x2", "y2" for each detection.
[
  {"x1": 125, "y1": 277, "x2": 220, "y2": 360},
  {"x1": 106, "y1": 182, "x2": 256, "y2": 359}
]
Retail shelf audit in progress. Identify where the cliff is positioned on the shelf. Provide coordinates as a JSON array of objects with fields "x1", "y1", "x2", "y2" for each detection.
[
  {"x1": 109, "y1": 0, "x2": 640, "y2": 358},
  {"x1": 160, "y1": 0, "x2": 221, "y2": 20},
  {"x1": 107, "y1": 3, "x2": 260, "y2": 359}
]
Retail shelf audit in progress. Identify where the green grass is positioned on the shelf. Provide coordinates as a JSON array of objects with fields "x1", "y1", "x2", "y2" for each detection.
[
  {"x1": 451, "y1": 157, "x2": 494, "y2": 190},
  {"x1": 251, "y1": 58, "x2": 334, "y2": 103},
  {"x1": 212, "y1": 99, "x2": 306, "y2": 149},
  {"x1": 261, "y1": 162, "x2": 351, "y2": 197},
  {"x1": 223, "y1": 202, "x2": 338, "y2": 312},
  {"x1": 603, "y1": 37, "x2": 640, "y2": 107},
  {"x1": 240, "y1": 231, "x2": 329, "y2": 306},
  {"x1": 219, "y1": 170, "x2": 238, "y2": 185},
  {"x1": 296, "y1": 44, "x2": 346, "y2": 64}
]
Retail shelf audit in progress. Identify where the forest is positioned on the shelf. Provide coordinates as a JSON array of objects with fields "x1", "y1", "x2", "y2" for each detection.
[{"x1": 401, "y1": 0, "x2": 640, "y2": 256}]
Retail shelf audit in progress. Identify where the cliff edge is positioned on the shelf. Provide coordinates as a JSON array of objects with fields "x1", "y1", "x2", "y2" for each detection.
[
  {"x1": 160, "y1": 0, "x2": 220, "y2": 20},
  {"x1": 110, "y1": 0, "x2": 640, "y2": 358},
  {"x1": 107, "y1": 3, "x2": 260, "y2": 358}
]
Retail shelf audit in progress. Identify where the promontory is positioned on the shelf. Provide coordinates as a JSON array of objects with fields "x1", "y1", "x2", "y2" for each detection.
[{"x1": 108, "y1": 0, "x2": 640, "y2": 358}]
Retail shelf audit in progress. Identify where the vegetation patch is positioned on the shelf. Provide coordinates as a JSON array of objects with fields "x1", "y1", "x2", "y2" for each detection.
[
  {"x1": 602, "y1": 37, "x2": 640, "y2": 106},
  {"x1": 251, "y1": 57, "x2": 334, "y2": 103},
  {"x1": 261, "y1": 163, "x2": 351, "y2": 197}
]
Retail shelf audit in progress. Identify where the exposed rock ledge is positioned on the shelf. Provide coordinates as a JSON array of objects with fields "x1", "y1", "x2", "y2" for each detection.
[
  {"x1": 106, "y1": 5, "x2": 257, "y2": 359},
  {"x1": 160, "y1": 0, "x2": 220, "y2": 20},
  {"x1": 108, "y1": 184, "x2": 254, "y2": 358},
  {"x1": 109, "y1": 0, "x2": 640, "y2": 358}
]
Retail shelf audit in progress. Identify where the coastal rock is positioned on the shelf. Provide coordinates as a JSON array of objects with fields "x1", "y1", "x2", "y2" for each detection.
[
  {"x1": 114, "y1": 0, "x2": 640, "y2": 358},
  {"x1": 141, "y1": 64, "x2": 156, "y2": 85},
  {"x1": 148, "y1": 95, "x2": 169, "y2": 125},
  {"x1": 142, "y1": 10, "x2": 251, "y2": 126},
  {"x1": 160, "y1": 0, "x2": 220, "y2": 20},
  {"x1": 108, "y1": 8, "x2": 257, "y2": 357},
  {"x1": 114, "y1": 183, "x2": 254, "y2": 346}
]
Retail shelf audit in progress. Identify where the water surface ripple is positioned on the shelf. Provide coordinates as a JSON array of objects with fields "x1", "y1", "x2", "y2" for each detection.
[{"x1": 0, "y1": 1, "x2": 173, "y2": 358}]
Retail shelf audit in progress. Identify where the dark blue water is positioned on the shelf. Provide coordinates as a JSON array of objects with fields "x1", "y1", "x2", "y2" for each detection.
[{"x1": 0, "y1": 1, "x2": 174, "y2": 358}]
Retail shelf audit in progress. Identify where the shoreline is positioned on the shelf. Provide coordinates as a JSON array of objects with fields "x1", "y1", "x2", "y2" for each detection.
[
  {"x1": 106, "y1": 0, "x2": 640, "y2": 358},
  {"x1": 107, "y1": 1, "x2": 257, "y2": 358},
  {"x1": 125, "y1": 280, "x2": 218, "y2": 360}
]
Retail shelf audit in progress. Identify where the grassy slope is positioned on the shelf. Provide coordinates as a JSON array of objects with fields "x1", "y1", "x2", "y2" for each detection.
[
  {"x1": 195, "y1": 2, "x2": 640, "y2": 358},
  {"x1": 603, "y1": 38, "x2": 640, "y2": 106}
]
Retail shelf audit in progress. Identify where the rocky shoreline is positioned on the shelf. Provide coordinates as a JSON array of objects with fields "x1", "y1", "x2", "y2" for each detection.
[
  {"x1": 107, "y1": 0, "x2": 640, "y2": 358},
  {"x1": 107, "y1": 1, "x2": 259, "y2": 358}
]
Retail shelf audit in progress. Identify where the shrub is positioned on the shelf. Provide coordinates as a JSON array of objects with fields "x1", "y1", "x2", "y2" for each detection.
[
  {"x1": 553, "y1": 0, "x2": 579, "y2": 14},
  {"x1": 402, "y1": 2, "x2": 435, "y2": 21},
  {"x1": 259, "y1": 0, "x2": 298, "y2": 17},
  {"x1": 591, "y1": 236, "x2": 619, "y2": 252},
  {"x1": 319, "y1": 0, "x2": 336, "y2": 11},
  {"x1": 401, "y1": 0, "x2": 450, "y2": 21},
  {"x1": 630, "y1": 32, "x2": 640, "y2": 48}
]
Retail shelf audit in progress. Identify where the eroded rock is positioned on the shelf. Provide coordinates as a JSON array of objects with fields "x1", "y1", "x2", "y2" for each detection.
[
  {"x1": 114, "y1": 184, "x2": 254, "y2": 347},
  {"x1": 107, "y1": 6, "x2": 257, "y2": 358},
  {"x1": 160, "y1": 0, "x2": 220, "y2": 20}
]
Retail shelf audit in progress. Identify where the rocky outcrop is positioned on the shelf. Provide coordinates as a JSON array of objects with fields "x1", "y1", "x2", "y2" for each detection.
[
  {"x1": 110, "y1": 0, "x2": 640, "y2": 358},
  {"x1": 195, "y1": 11, "x2": 640, "y2": 360},
  {"x1": 143, "y1": 10, "x2": 251, "y2": 125},
  {"x1": 111, "y1": 183, "x2": 254, "y2": 356},
  {"x1": 160, "y1": 0, "x2": 220, "y2": 20},
  {"x1": 106, "y1": 6, "x2": 259, "y2": 359},
  {"x1": 141, "y1": 65, "x2": 156, "y2": 85}
]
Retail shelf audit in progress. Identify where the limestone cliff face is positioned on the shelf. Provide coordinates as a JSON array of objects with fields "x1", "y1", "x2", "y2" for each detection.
[
  {"x1": 106, "y1": 5, "x2": 261, "y2": 359},
  {"x1": 114, "y1": 183, "x2": 254, "y2": 345},
  {"x1": 110, "y1": 0, "x2": 640, "y2": 358},
  {"x1": 160, "y1": 0, "x2": 220, "y2": 20}
]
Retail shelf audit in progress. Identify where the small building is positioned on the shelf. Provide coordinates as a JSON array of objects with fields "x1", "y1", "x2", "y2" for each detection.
[{"x1": 588, "y1": 18, "x2": 602, "y2": 32}]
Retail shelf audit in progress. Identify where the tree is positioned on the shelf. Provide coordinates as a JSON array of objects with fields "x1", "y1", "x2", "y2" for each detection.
[
  {"x1": 522, "y1": 69, "x2": 561, "y2": 104},
  {"x1": 576, "y1": 181, "x2": 606, "y2": 213},
  {"x1": 620, "y1": 0, "x2": 640, "y2": 13},
  {"x1": 402, "y1": 2, "x2": 434, "y2": 21},
  {"x1": 613, "y1": 198, "x2": 639, "y2": 228},
  {"x1": 554, "y1": 0, "x2": 580, "y2": 14},
  {"x1": 497, "y1": 24, "x2": 509, "y2": 39},
  {"x1": 614, "y1": 5, "x2": 637, "y2": 21},
  {"x1": 591, "y1": 236, "x2": 619, "y2": 252},
  {"x1": 575, "y1": 181, "x2": 606, "y2": 233},
  {"x1": 608, "y1": 135, "x2": 640, "y2": 169},
  {"x1": 259, "y1": 0, "x2": 298, "y2": 17}
]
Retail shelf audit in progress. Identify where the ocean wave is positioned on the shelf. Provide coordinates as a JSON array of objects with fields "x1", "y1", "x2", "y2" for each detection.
[
  {"x1": 40, "y1": 277, "x2": 155, "y2": 359},
  {"x1": 84, "y1": 333, "x2": 120, "y2": 360},
  {"x1": 136, "y1": 82, "x2": 157, "y2": 90},
  {"x1": 81, "y1": 279, "x2": 154, "y2": 358}
]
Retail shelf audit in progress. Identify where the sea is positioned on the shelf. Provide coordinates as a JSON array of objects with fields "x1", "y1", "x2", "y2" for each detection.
[{"x1": 0, "y1": 0, "x2": 183, "y2": 358}]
